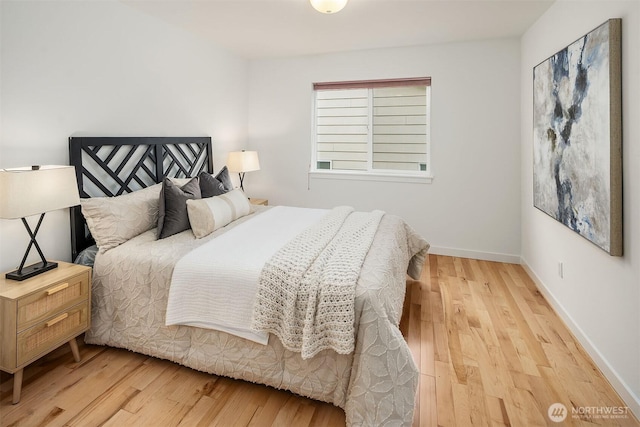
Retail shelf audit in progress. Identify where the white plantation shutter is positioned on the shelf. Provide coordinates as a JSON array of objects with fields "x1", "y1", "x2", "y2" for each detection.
[{"x1": 313, "y1": 78, "x2": 431, "y2": 174}]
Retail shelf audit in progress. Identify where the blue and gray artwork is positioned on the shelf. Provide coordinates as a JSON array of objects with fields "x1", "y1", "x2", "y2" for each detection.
[{"x1": 533, "y1": 22, "x2": 612, "y2": 252}]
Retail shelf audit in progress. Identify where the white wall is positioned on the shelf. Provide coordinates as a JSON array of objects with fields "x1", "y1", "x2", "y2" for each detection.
[
  {"x1": 521, "y1": 0, "x2": 640, "y2": 414},
  {"x1": 247, "y1": 39, "x2": 522, "y2": 262},
  {"x1": 0, "y1": 1, "x2": 248, "y2": 272}
]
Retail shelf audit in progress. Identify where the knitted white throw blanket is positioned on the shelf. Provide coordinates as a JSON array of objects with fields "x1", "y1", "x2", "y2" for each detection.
[{"x1": 251, "y1": 206, "x2": 384, "y2": 359}]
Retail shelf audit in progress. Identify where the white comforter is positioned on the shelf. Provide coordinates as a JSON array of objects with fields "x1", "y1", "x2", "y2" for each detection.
[
  {"x1": 166, "y1": 206, "x2": 326, "y2": 344},
  {"x1": 85, "y1": 205, "x2": 429, "y2": 426}
]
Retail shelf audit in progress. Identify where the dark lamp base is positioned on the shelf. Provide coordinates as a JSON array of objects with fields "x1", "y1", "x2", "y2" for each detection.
[{"x1": 5, "y1": 261, "x2": 58, "y2": 281}]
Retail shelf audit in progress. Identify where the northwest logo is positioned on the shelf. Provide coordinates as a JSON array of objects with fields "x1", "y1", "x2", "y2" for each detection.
[{"x1": 548, "y1": 403, "x2": 568, "y2": 423}]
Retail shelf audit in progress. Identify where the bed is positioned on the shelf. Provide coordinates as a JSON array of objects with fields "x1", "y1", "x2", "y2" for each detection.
[{"x1": 69, "y1": 137, "x2": 429, "y2": 426}]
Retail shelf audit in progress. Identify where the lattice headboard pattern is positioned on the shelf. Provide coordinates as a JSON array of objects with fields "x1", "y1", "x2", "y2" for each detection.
[{"x1": 69, "y1": 137, "x2": 213, "y2": 259}]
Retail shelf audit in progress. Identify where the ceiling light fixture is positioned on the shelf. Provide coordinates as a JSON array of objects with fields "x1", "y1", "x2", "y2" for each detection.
[{"x1": 310, "y1": 0, "x2": 348, "y2": 14}]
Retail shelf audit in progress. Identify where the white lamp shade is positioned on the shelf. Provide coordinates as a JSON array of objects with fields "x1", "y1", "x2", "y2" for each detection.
[
  {"x1": 0, "y1": 165, "x2": 81, "y2": 219},
  {"x1": 226, "y1": 151, "x2": 260, "y2": 173},
  {"x1": 310, "y1": 0, "x2": 348, "y2": 14}
]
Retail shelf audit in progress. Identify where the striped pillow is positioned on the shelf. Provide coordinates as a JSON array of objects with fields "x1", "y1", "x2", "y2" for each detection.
[{"x1": 186, "y1": 189, "x2": 251, "y2": 238}]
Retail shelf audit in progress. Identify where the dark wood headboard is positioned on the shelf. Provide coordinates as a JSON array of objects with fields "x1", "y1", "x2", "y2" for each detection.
[{"x1": 69, "y1": 137, "x2": 213, "y2": 260}]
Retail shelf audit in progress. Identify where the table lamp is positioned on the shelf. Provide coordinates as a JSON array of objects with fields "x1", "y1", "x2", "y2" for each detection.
[
  {"x1": 0, "y1": 165, "x2": 80, "y2": 281},
  {"x1": 227, "y1": 151, "x2": 260, "y2": 193}
]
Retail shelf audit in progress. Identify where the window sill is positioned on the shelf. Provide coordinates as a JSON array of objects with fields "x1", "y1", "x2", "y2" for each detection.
[{"x1": 309, "y1": 170, "x2": 433, "y2": 184}]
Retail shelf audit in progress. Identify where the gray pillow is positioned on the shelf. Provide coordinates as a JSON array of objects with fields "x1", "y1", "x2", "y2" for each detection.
[
  {"x1": 215, "y1": 166, "x2": 234, "y2": 192},
  {"x1": 199, "y1": 171, "x2": 227, "y2": 198},
  {"x1": 157, "y1": 177, "x2": 201, "y2": 239}
]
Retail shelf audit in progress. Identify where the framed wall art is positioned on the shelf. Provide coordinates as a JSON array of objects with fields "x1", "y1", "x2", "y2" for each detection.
[{"x1": 533, "y1": 18, "x2": 622, "y2": 256}]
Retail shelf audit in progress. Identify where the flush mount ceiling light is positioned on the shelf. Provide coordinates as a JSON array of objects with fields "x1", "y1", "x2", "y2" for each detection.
[{"x1": 310, "y1": 0, "x2": 348, "y2": 14}]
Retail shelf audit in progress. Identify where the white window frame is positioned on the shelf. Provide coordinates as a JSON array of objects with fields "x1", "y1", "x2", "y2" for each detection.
[{"x1": 310, "y1": 77, "x2": 433, "y2": 184}]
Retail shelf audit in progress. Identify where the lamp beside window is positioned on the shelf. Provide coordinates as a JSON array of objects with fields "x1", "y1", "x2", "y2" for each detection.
[
  {"x1": 0, "y1": 165, "x2": 80, "y2": 281},
  {"x1": 226, "y1": 151, "x2": 260, "y2": 194}
]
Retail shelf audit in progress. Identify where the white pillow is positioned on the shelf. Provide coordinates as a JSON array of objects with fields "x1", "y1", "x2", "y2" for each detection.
[
  {"x1": 80, "y1": 184, "x2": 162, "y2": 252},
  {"x1": 186, "y1": 189, "x2": 251, "y2": 238}
]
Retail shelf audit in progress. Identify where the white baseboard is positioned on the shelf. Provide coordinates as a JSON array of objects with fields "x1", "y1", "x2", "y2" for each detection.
[
  {"x1": 520, "y1": 258, "x2": 640, "y2": 419},
  {"x1": 428, "y1": 246, "x2": 521, "y2": 264}
]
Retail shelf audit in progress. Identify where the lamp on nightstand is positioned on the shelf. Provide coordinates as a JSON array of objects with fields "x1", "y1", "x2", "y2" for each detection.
[
  {"x1": 227, "y1": 150, "x2": 260, "y2": 193},
  {"x1": 0, "y1": 165, "x2": 80, "y2": 281}
]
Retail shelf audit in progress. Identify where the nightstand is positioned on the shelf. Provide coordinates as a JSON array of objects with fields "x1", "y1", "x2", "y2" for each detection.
[
  {"x1": 0, "y1": 261, "x2": 91, "y2": 404},
  {"x1": 250, "y1": 198, "x2": 268, "y2": 206}
]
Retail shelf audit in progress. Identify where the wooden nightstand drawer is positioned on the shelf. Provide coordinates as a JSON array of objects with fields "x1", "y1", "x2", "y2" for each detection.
[
  {"x1": 1, "y1": 261, "x2": 92, "y2": 403},
  {"x1": 17, "y1": 272, "x2": 89, "y2": 332},
  {"x1": 17, "y1": 303, "x2": 89, "y2": 366}
]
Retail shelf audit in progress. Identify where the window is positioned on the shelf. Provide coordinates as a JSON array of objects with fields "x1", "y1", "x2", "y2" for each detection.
[{"x1": 311, "y1": 77, "x2": 431, "y2": 180}]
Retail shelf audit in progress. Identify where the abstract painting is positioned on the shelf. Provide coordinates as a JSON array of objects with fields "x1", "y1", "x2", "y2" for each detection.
[{"x1": 533, "y1": 19, "x2": 622, "y2": 256}]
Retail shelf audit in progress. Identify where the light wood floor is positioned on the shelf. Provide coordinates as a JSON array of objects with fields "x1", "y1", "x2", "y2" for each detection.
[{"x1": 1, "y1": 255, "x2": 636, "y2": 426}]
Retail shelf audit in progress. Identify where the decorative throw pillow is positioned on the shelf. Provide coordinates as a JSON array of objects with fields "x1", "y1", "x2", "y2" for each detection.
[
  {"x1": 186, "y1": 189, "x2": 251, "y2": 238},
  {"x1": 215, "y1": 166, "x2": 234, "y2": 192},
  {"x1": 198, "y1": 171, "x2": 227, "y2": 198},
  {"x1": 169, "y1": 177, "x2": 193, "y2": 186},
  {"x1": 157, "y1": 177, "x2": 201, "y2": 239},
  {"x1": 80, "y1": 184, "x2": 162, "y2": 252}
]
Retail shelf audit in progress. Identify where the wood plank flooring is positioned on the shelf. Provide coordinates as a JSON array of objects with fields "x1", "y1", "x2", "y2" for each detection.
[{"x1": 1, "y1": 255, "x2": 636, "y2": 426}]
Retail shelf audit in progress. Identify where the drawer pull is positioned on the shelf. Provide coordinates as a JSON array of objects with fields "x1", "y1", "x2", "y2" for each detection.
[
  {"x1": 47, "y1": 283, "x2": 69, "y2": 295},
  {"x1": 46, "y1": 313, "x2": 68, "y2": 327}
]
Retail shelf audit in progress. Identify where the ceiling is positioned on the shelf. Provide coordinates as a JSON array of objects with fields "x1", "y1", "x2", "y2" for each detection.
[{"x1": 122, "y1": 0, "x2": 554, "y2": 59}]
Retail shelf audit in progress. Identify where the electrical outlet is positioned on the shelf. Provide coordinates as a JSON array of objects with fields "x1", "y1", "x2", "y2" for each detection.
[{"x1": 558, "y1": 262, "x2": 564, "y2": 279}]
